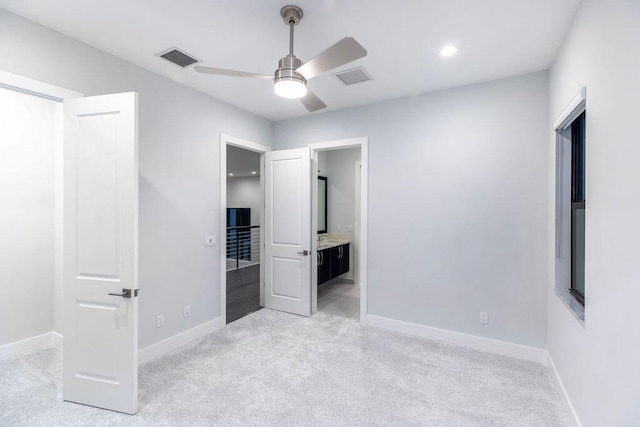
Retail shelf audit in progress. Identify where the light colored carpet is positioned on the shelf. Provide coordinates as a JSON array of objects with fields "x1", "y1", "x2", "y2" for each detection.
[{"x1": 0, "y1": 310, "x2": 568, "y2": 426}]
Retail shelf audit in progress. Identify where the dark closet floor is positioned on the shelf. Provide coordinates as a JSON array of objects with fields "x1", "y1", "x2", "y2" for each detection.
[{"x1": 226, "y1": 264, "x2": 261, "y2": 323}]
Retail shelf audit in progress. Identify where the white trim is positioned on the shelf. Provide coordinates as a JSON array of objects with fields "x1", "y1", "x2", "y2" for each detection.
[
  {"x1": 138, "y1": 318, "x2": 223, "y2": 364},
  {"x1": 364, "y1": 314, "x2": 547, "y2": 364},
  {"x1": 219, "y1": 134, "x2": 270, "y2": 324},
  {"x1": 52, "y1": 332, "x2": 63, "y2": 350},
  {"x1": 311, "y1": 150, "x2": 319, "y2": 313},
  {"x1": 309, "y1": 137, "x2": 368, "y2": 322},
  {"x1": 12, "y1": 323, "x2": 222, "y2": 366},
  {"x1": 224, "y1": 134, "x2": 271, "y2": 153},
  {"x1": 553, "y1": 87, "x2": 586, "y2": 131},
  {"x1": 0, "y1": 332, "x2": 57, "y2": 361},
  {"x1": 0, "y1": 69, "x2": 83, "y2": 101},
  {"x1": 354, "y1": 161, "x2": 362, "y2": 286},
  {"x1": 547, "y1": 352, "x2": 583, "y2": 427},
  {"x1": 308, "y1": 137, "x2": 365, "y2": 151}
]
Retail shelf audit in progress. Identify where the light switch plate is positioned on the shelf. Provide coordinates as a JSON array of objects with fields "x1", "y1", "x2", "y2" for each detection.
[{"x1": 204, "y1": 236, "x2": 216, "y2": 246}]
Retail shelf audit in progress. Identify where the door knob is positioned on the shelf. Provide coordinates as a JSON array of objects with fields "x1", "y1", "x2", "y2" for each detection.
[
  {"x1": 297, "y1": 250, "x2": 309, "y2": 256},
  {"x1": 108, "y1": 288, "x2": 139, "y2": 298}
]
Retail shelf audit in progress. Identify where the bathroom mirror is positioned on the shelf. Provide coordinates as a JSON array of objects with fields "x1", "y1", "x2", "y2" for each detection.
[{"x1": 318, "y1": 176, "x2": 327, "y2": 234}]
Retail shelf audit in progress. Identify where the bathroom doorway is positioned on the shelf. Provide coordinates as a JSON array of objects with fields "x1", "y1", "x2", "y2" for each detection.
[{"x1": 310, "y1": 137, "x2": 368, "y2": 322}]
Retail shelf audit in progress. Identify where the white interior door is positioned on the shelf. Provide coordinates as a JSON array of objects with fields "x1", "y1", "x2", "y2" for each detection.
[
  {"x1": 62, "y1": 92, "x2": 139, "y2": 414},
  {"x1": 264, "y1": 148, "x2": 311, "y2": 316}
]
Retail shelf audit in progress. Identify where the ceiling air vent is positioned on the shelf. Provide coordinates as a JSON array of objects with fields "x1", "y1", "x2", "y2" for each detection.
[
  {"x1": 155, "y1": 47, "x2": 200, "y2": 68},
  {"x1": 333, "y1": 67, "x2": 373, "y2": 86}
]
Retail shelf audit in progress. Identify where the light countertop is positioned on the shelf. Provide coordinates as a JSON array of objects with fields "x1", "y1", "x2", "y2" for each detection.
[{"x1": 317, "y1": 233, "x2": 351, "y2": 251}]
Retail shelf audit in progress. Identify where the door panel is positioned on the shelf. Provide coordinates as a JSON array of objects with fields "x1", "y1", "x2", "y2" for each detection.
[
  {"x1": 272, "y1": 257, "x2": 302, "y2": 298},
  {"x1": 63, "y1": 92, "x2": 138, "y2": 414},
  {"x1": 265, "y1": 148, "x2": 311, "y2": 316}
]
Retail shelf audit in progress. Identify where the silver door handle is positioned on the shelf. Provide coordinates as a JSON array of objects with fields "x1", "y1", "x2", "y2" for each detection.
[
  {"x1": 108, "y1": 288, "x2": 139, "y2": 298},
  {"x1": 297, "y1": 250, "x2": 309, "y2": 256}
]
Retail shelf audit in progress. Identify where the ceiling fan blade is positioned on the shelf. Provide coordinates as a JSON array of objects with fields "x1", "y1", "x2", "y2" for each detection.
[
  {"x1": 300, "y1": 89, "x2": 327, "y2": 112},
  {"x1": 194, "y1": 66, "x2": 274, "y2": 80},
  {"x1": 296, "y1": 36, "x2": 367, "y2": 80}
]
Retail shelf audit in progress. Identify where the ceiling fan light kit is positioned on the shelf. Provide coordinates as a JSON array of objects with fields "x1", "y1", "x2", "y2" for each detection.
[
  {"x1": 274, "y1": 53, "x2": 307, "y2": 99},
  {"x1": 194, "y1": 4, "x2": 367, "y2": 112}
]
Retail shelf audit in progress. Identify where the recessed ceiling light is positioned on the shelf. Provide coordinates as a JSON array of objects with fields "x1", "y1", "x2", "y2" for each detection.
[
  {"x1": 440, "y1": 45, "x2": 458, "y2": 57},
  {"x1": 251, "y1": 171, "x2": 257, "y2": 174},
  {"x1": 229, "y1": 173, "x2": 234, "y2": 176}
]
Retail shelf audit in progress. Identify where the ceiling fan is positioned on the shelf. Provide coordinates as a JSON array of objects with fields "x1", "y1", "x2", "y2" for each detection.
[{"x1": 194, "y1": 4, "x2": 367, "y2": 112}]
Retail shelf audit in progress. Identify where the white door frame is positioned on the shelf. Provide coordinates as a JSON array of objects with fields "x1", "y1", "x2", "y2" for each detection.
[
  {"x1": 309, "y1": 137, "x2": 368, "y2": 322},
  {"x1": 354, "y1": 160, "x2": 362, "y2": 287},
  {"x1": 0, "y1": 69, "x2": 83, "y2": 353},
  {"x1": 219, "y1": 134, "x2": 270, "y2": 324}
]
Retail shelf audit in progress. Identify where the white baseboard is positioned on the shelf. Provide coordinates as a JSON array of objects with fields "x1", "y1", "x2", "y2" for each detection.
[
  {"x1": 138, "y1": 318, "x2": 223, "y2": 364},
  {"x1": 3, "y1": 319, "x2": 224, "y2": 366},
  {"x1": 52, "y1": 331, "x2": 63, "y2": 349},
  {"x1": 364, "y1": 314, "x2": 547, "y2": 364},
  {"x1": 0, "y1": 332, "x2": 57, "y2": 361},
  {"x1": 547, "y1": 352, "x2": 582, "y2": 427}
]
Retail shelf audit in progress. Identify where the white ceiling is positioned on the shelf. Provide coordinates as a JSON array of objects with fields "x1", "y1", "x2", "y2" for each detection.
[
  {"x1": 0, "y1": 0, "x2": 581, "y2": 121},
  {"x1": 227, "y1": 145, "x2": 260, "y2": 177}
]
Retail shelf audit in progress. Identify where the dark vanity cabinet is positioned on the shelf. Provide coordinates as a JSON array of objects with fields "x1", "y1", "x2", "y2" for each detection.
[
  {"x1": 318, "y1": 249, "x2": 331, "y2": 284},
  {"x1": 318, "y1": 243, "x2": 350, "y2": 285}
]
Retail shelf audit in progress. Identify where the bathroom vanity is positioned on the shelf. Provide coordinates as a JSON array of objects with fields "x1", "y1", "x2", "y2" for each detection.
[{"x1": 317, "y1": 237, "x2": 350, "y2": 285}]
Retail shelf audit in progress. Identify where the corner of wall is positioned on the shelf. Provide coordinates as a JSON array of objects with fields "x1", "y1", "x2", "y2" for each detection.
[{"x1": 546, "y1": 352, "x2": 583, "y2": 427}]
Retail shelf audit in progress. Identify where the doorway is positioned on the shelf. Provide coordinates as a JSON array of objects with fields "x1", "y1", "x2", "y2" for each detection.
[
  {"x1": 225, "y1": 145, "x2": 262, "y2": 323},
  {"x1": 219, "y1": 135, "x2": 270, "y2": 324},
  {"x1": 0, "y1": 70, "x2": 82, "y2": 354},
  {"x1": 310, "y1": 137, "x2": 368, "y2": 322},
  {"x1": 1, "y1": 70, "x2": 140, "y2": 414},
  {"x1": 0, "y1": 76, "x2": 65, "y2": 349}
]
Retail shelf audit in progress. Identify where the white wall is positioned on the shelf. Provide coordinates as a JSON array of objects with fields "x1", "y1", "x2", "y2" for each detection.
[
  {"x1": 275, "y1": 71, "x2": 550, "y2": 349},
  {"x1": 547, "y1": 1, "x2": 640, "y2": 425},
  {"x1": 227, "y1": 176, "x2": 261, "y2": 227},
  {"x1": 325, "y1": 148, "x2": 361, "y2": 280},
  {"x1": 0, "y1": 87, "x2": 58, "y2": 347},
  {"x1": 0, "y1": 9, "x2": 273, "y2": 349}
]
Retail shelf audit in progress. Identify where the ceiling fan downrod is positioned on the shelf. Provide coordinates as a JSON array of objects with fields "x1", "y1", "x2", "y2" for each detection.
[{"x1": 275, "y1": 5, "x2": 307, "y2": 98}]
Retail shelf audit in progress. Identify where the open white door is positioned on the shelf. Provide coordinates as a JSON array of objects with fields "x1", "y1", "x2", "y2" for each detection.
[
  {"x1": 264, "y1": 148, "x2": 311, "y2": 316},
  {"x1": 62, "y1": 92, "x2": 139, "y2": 414}
]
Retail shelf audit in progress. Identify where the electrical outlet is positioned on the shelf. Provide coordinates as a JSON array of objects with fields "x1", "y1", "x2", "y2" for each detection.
[
  {"x1": 204, "y1": 235, "x2": 216, "y2": 246},
  {"x1": 480, "y1": 312, "x2": 489, "y2": 324},
  {"x1": 156, "y1": 314, "x2": 164, "y2": 328},
  {"x1": 184, "y1": 305, "x2": 191, "y2": 317},
  {"x1": 336, "y1": 224, "x2": 341, "y2": 231}
]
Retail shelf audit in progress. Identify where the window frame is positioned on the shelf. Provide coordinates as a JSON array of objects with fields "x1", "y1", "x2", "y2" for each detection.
[{"x1": 553, "y1": 87, "x2": 587, "y2": 322}]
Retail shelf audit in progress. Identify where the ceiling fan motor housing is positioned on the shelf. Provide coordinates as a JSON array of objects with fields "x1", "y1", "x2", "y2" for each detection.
[{"x1": 275, "y1": 54, "x2": 306, "y2": 86}]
